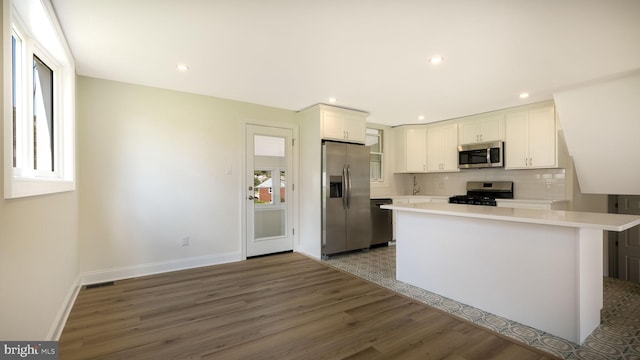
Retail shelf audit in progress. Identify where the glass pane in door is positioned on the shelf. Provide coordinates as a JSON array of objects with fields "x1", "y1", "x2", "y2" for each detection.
[
  {"x1": 280, "y1": 171, "x2": 286, "y2": 203},
  {"x1": 254, "y1": 170, "x2": 273, "y2": 205},
  {"x1": 253, "y1": 135, "x2": 286, "y2": 240}
]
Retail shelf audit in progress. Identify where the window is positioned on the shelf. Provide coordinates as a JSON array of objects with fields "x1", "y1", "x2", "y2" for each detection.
[
  {"x1": 33, "y1": 55, "x2": 55, "y2": 172},
  {"x1": 4, "y1": 0, "x2": 75, "y2": 198},
  {"x1": 366, "y1": 128, "x2": 383, "y2": 182}
]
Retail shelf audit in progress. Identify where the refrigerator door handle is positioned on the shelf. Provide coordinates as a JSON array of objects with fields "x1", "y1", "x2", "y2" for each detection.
[
  {"x1": 342, "y1": 166, "x2": 348, "y2": 210},
  {"x1": 346, "y1": 165, "x2": 352, "y2": 209}
]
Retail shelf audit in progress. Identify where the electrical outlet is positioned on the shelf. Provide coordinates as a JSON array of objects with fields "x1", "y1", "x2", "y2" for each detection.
[{"x1": 181, "y1": 236, "x2": 190, "y2": 247}]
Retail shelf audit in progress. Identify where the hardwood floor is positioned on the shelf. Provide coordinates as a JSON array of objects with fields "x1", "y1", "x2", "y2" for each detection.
[{"x1": 60, "y1": 253, "x2": 558, "y2": 359}]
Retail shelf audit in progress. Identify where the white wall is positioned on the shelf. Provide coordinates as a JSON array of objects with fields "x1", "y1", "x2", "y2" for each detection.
[
  {"x1": 554, "y1": 71, "x2": 640, "y2": 195},
  {"x1": 76, "y1": 76, "x2": 297, "y2": 282},
  {"x1": 0, "y1": 195, "x2": 79, "y2": 340},
  {"x1": 0, "y1": 2, "x2": 79, "y2": 340}
]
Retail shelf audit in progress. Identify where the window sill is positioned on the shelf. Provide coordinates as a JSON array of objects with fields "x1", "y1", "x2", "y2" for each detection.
[{"x1": 5, "y1": 177, "x2": 75, "y2": 199}]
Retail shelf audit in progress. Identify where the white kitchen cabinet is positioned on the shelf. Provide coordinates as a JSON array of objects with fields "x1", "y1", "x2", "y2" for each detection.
[
  {"x1": 426, "y1": 123, "x2": 459, "y2": 172},
  {"x1": 458, "y1": 113, "x2": 504, "y2": 145},
  {"x1": 395, "y1": 126, "x2": 427, "y2": 173},
  {"x1": 321, "y1": 108, "x2": 366, "y2": 143},
  {"x1": 505, "y1": 103, "x2": 557, "y2": 169}
]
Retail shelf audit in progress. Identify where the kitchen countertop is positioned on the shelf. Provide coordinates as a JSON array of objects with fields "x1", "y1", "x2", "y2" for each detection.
[
  {"x1": 370, "y1": 195, "x2": 449, "y2": 200},
  {"x1": 382, "y1": 202, "x2": 640, "y2": 232},
  {"x1": 495, "y1": 198, "x2": 568, "y2": 204},
  {"x1": 372, "y1": 195, "x2": 568, "y2": 205}
]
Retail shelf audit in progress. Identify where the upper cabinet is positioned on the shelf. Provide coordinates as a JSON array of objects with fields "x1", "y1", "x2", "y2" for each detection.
[
  {"x1": 458, "y1": 113, "x2": 504, "y2": 145},
  {"x1": 427, "y1": 123, "x2": 459, "y2": 172},
  {"x1": 321, "y1": 108, "x2": 366, "y2": 143},
  {"x1": 505, "y1": 103, "x2": 557, "y2": 169},
  {"x1": 392, "y1": 101, "x2": 561, "y2": 174},
  {"x1": 394, "y1": 123, "x2": 458, "y2": 173},
  {"x1": 395, "y1": 127, "x2": 427, "y2": 173}
]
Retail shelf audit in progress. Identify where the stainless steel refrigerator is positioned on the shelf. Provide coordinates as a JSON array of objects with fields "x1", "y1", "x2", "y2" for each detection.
[{"x1": 322, "y1": 141, "x2": 371, "y2": 259}]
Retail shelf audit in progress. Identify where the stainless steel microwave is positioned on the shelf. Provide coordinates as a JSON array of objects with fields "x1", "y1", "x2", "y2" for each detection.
[{"x1": 458, "y1": 141, "x2": 504, "y2": 169}]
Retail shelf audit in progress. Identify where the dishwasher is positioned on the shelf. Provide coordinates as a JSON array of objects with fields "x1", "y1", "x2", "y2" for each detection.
[{"x1": 370, "y1": 198, "x2": 393, "y2": 247}]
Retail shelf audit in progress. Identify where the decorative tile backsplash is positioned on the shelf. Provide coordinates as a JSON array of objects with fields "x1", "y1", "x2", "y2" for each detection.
[{"x1": 414, "y1": 167, "x2": 568, "y2": 200}]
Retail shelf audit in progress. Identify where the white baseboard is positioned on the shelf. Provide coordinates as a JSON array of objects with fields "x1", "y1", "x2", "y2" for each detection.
[
  {"x1": 47, "y1": 275, "x2": 81, "y2": 341},
  {"x1": 79, "y1": 252, "x2": 242, "y2": 285}
]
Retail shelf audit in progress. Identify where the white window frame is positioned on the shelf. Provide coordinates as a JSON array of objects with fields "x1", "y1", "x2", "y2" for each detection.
[
  {"x1": 366, "y1": 128, "x2": 384, "y2": 183},
  {"x1": 3, "y1": 0, "x2": 75, "y2": 198}
]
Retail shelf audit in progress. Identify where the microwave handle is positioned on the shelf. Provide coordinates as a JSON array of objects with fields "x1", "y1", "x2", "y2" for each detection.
[{"x1": 487, "y1": 146, "x2": 491, "y2": 164}]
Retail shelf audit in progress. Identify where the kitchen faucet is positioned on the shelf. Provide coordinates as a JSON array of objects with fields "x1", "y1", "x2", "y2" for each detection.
[{"x1": 412, "y1": 176, "x2": 420, "y2": 196}]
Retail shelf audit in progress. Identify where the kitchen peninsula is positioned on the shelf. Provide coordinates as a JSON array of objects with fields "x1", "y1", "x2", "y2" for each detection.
[{"x1": 381, "y1": 202, "x2": 640, "y2": 344}]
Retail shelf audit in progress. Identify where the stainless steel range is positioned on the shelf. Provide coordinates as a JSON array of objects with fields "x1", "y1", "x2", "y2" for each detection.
[{"x1": 448, "y1": 181, "x2": 513, "y2": 206}]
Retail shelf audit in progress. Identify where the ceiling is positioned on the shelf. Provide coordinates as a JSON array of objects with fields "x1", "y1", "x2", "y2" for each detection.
[{"x1": 50, "y1": 0, "x2": 640, "y2": 126}]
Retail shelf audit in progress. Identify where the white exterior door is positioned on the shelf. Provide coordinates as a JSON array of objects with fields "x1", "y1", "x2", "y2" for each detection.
[{"x1": 246, "y1": 125, "x2": 294, "y2": 257}]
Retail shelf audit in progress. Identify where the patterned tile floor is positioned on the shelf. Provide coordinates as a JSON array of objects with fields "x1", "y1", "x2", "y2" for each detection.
[{"x1": 324, "y1": 245, "x2": 640, "y2": 360}]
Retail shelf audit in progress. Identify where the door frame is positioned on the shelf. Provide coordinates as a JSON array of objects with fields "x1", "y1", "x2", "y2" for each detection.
[{"x1": 241, "y1": 123, "x2": 298, "y2": 259}]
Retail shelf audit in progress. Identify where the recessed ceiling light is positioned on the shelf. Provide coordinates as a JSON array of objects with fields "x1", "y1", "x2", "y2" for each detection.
[
  {"x1": 428, "y1": 56, "x2": 444, "y2": 65},
  {"x1": 519, "y1": 92, "x2": 529, "y2": 99},
  {"x1": 418, "y1": 115, "x2": 425, "y2": 120},
  {"x1": 329, "y1": 97, "x2": 337, "y2": 103},
  {"x1": 177, "y1": 64, "x2": 189, "y2": 72}
]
